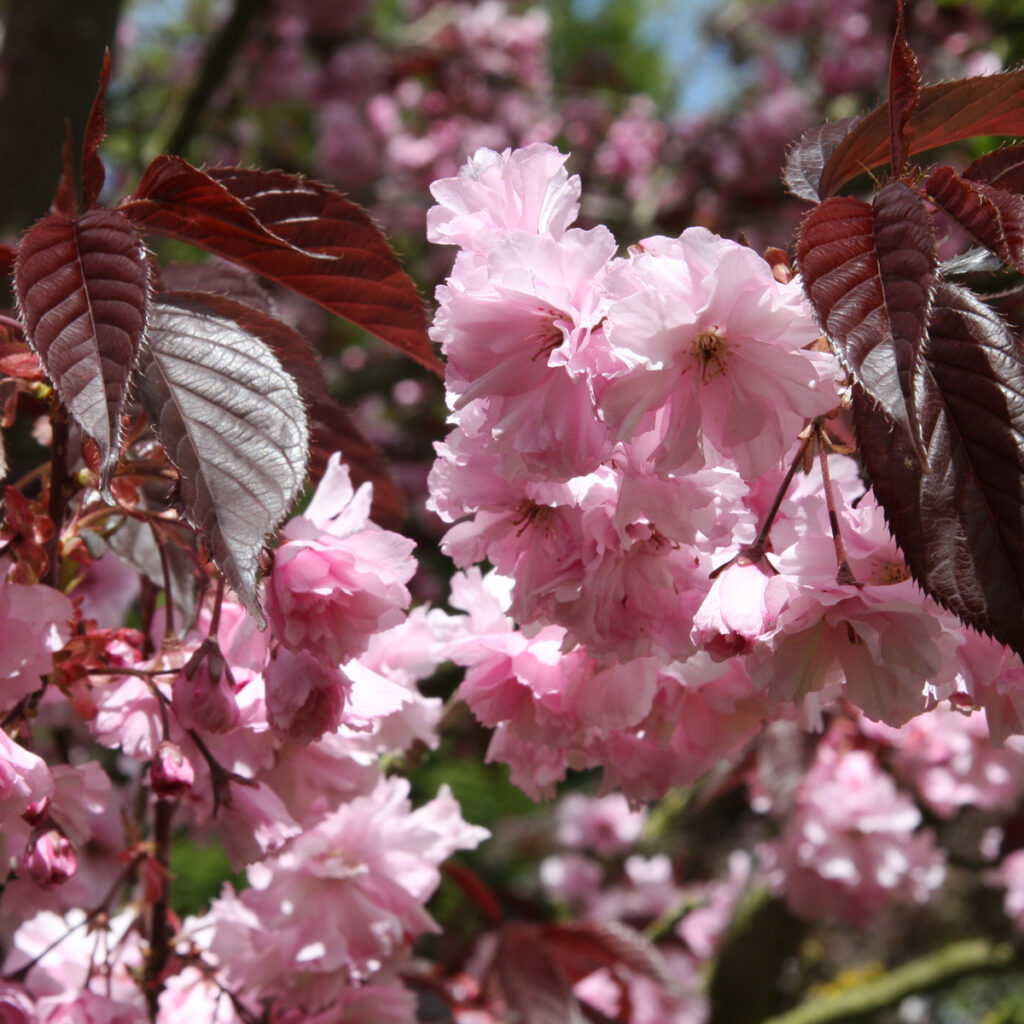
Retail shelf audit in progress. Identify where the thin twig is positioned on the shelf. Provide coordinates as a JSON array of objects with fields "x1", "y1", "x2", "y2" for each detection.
[
  {"x1": 143, "y1": 798, "x2": 176, "y2": 1016},
  {"x1": 44, "y1": 406, "x2": 71, "y2": 588},
  {"x1": 816, "y1": 424, "x2": 857, "y2": 586},
  {"x1": 3, "y1": 860, "x2": 140, "y2": 983},
  {"x1": 710, "y1": 432, "x2": 813, "y2": 579}
]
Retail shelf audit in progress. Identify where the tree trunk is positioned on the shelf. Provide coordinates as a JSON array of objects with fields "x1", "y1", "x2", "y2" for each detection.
[{"x1": 0, "y1": 0, "x2": 124, "y2": 235}]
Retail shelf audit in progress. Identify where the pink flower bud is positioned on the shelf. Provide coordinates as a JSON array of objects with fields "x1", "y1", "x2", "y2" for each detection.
[
  {"x1": 172, "y1": 652, "x2": 240, "y2": 734},
  {"x1": 22, "y1": 828, "x2": 76, "y2": 889},
  {"x1": 150, "y1": 741, "x2": 195, "y2": 800}
]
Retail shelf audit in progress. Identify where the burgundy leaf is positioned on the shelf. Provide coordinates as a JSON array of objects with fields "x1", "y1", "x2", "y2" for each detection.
[
  {"x1": 14, "y1": 207, "x2": 149, "y2": 493},
  {"x1": 540, "y1": 921, "x2": 673, "y2": 990},
  {"x1": 121, "y1": 157, "x2": 441, "y2": 375},
  {"x1": 0, "y1": 244, "x2": 15, "y2": 277},
  {"x1": 163, "y1": 289, "x2": 404, "y2": 528},
  {"x1": 887, "y1": 1, "x2": 920, "y2": 180},
  {"x1": 782, "y1": 117, "x2": 860, "y2": 201},
  {"x1": 926, "y1": 165, "x2": 1024, "y2": 273},
  {"x1": 81, "y1": 51, "x2": 111, "y2": 210},
  {"x1": 797, "y1": 184, "x2": 937, "y2": 461},
  {"x1": 137, "y1": 295, "x2": 309, "y2": 625},
  {"x1": 159, "y1": 261, "x2": 275, "y2": 314},
  {"x1": 964, "y1": 145, "x2": 1024, "y2": 193},
  {"x1": 496, "y1": 923, "x2": 586, "y2": 1024},
  {"x1": 854, "y1": 281, "x2": 1024, "y2": 657},
  {"x1": 819, "y1": 69, "x2": 1024, "y2": 197}
]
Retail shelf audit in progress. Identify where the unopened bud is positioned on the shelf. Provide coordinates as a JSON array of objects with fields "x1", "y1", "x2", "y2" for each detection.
[
  {"x1": 150, "y1": 741, "x2": 194, "y2": 800},
  {"x1": 172, "y1": 654, "x2": 240, "y2": 734},
  {"x1": 22, "y1": 829, "x2": 76, "y2": 890}
]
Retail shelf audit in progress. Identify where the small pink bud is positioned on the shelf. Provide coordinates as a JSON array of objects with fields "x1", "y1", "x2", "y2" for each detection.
[
  {"x1": 22, "y1": 829, "x2": 76, "y2": 889},
  {"x1": 172, "y1": 654, "x2": 240, "y2": 734},
  {"x1": 150, "y1": 741, "x2": 194, "y2": 800}
]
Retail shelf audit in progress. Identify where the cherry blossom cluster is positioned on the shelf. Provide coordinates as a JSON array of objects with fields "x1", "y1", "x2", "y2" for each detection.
[
  {"x1": 0, "y1": 456, "x2": 486, "y2": 1023},
  {"x1": 425, "y1": 142, "x2": 1024, "y2": 928}
]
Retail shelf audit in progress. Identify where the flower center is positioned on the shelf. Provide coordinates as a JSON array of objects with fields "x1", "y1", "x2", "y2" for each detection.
[
  {"x1": 870, "y1": 559, "x2": 912, "y2": 585},
  {"x1": 692, "y1": 327, "x2": 729, "y2": 382},
  {"x1": 529, "y1": 308, "x2": 565, "y2": 361}
]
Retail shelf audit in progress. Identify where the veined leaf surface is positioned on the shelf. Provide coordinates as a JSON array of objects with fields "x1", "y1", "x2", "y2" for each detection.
[
  {"x1": 122, "y1": 157, "x2": 440, "y2": 374},
  {"x1": 15, "y1": 206, "x2": 149, "y2": 493},
  {"x1": 854, "y1": 281, "x2": 1024, "y2": 657},
  {"x1": 137, "y1": 294, "x2": 309, "y2": 625},
  {"x1": 797, "y1": 183, "x2": 937, "y2": 460}
]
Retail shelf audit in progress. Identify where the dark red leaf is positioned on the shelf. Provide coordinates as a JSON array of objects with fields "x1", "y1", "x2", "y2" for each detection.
[
  {"x1": 854, "y1": 281, "x2": 1024, "y2": 657},
  {"x1": 15, "y1": 207, "x2": 149, "y2": 493},
  {"x1": 158, "y1": 261, "x2": 275, "y2": 314},
  {"x1": 440, "y1": 861, "x2": 502, "y2": 926},
  {"x1": 964, "y1": 145, "x2": 1024, "y2": 193},
  {"x1": 819, "y1": 69, "x2": 1024, "y2": 197},
  {"x1": 887, "y1": 1, "x2": 920, "y2": 180},
  {"x1": 496, "y1": 923, "x2": 585, "y2": 1024},
  {"x1": 81, "y1": 51, "x2": 112, "y2": 211},
  {"x1": 137, "y1": 295, "x2": 309, "y2": 625},
  {"x1": 782, "y1": 117, "x2": 860, "y2": 201},
  {"x1": 163, "y1": 289, "x2": 405, "y2": 529},
  {"x1": 927, "y1": 165, "x2": 1024, "y2": 273},
  {"x1": 0, "y1": 245, "x2": 16, "y2": 277},
  {"x1": 540, "y1": 921, "x2": 673, "y2": 990},
  {"x1": 797, "y1": 184, "x2": 937, "y2": 461},
  {"x1": 121, "y1": 157, "x2": 441, "y2": 375}
]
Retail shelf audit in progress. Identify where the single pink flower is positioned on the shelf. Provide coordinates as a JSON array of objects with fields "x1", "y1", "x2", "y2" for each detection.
[{"x1": 265, "y1": 456, "x2": 416, "y2": 665}]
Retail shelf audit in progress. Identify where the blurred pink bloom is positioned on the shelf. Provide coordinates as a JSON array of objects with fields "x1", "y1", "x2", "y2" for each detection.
[
  {"x1": 0, "y1": 564, "x2": 73, "y2": 712},
  {"x1": 21, "y1": 829, "x2": 76, "y2": 891},
  {"x1": 861, "y1": 705, "x2": 1024, "y2": 818},
  {"x1": 554, "y1": 792, "x2": 647, "y2": 856},
  {"x1": 769, "y1": 737, "x2": 945, "y2": 924}
]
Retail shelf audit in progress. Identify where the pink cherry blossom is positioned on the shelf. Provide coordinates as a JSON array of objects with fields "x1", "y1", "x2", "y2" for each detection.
[
  {"x1": 766, "y1": 733, "x2": 946, "y2": 924},
  {"x1": 554, "y1": 792, "x2": 647, "y2": 856},
  {"x1": 860, "y1": 705, "x2": 1024, "y2": 818},
  {"x1": 597, "y1": 228, "x2": 840, "y2": 479},
  {"x1": 265, "y1": 455, "x2": 416, "y2": 666},
  {"x1": 207, "y1": 777, "x2": 486, "y2": 1009},
  {"x1": 691, "y1": 556, "x2": 789, "y2": 661},
  {"x1": 263, "y1": 647, "x2": 349, "y2": 745},
  {"x1": 427, "y1": 143, "x2": 581, "y2": 251}
]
